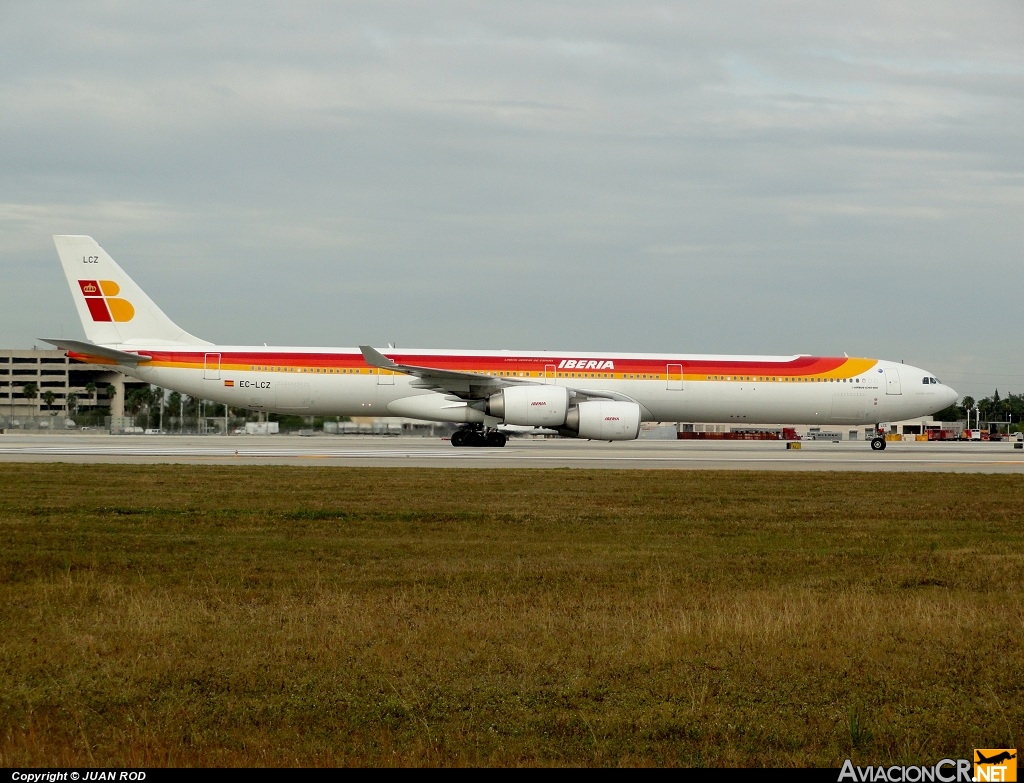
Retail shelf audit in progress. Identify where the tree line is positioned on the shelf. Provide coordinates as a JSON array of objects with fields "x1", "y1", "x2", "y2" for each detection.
[
  {"x1": 16, "y1": 382, "x2": 332, "y2": 432},
  {"x1": 932, "y1": 390, "x2": 1023, "y2": 432},
  {"x1": 19, "y1": 380, "x2": 106, "y2": 421},
  {"x1": 21, "y1": 379, "x2": 1023, "y2": 434}
]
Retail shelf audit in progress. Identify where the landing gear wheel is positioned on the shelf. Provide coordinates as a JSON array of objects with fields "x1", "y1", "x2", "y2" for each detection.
[
  {"x1": 870, "y1": 436, "x2": 886, "y2": 451},
  {"x1": 451, "y1": 426, "x2": 506, "y2": 447}
]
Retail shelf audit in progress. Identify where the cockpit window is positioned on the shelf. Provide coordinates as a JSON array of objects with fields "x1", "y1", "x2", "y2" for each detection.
[{"x1": 921, "y1": 377, "x2": 941, "y2": 384}]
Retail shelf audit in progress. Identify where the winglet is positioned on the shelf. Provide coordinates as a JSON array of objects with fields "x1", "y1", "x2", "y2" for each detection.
[{"x1": 359, "y1": 345, "x2": 399, "y2": 370}]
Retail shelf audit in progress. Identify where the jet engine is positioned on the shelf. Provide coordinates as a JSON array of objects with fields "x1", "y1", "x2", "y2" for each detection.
[
  {"x1": 486, "y1": 386, "x2": 642, "y2": 440},
  {"x1": 487, "y1": 385, "x2": 570, "y2": 427},
  {"x1": 560, "y1": 400, "x2": 642, "y2": 441}
]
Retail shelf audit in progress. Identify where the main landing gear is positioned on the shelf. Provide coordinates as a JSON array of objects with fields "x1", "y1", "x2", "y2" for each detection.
[
  {"x1": 450, "y1": 425, "x2": 507, "y2": 448},
  {"x1": 870, "y1": 425, "x2": 886, "y2": 451}
]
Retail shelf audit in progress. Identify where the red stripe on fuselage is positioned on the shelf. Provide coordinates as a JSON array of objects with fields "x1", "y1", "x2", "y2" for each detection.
[{"x1": 135, "y1": 351, "x2": 853, "y2": 376}]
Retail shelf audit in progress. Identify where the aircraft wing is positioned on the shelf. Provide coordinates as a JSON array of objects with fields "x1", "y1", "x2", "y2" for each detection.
[
  {"x1": 359, "y1": 345, "x2": 527, "y2": 398},
  {"x1": 359, "y1": 345, "x2": 645, "y2": 407},
  {"x1": 40, "y1": 338, "x2": 152, "y2": 368}
]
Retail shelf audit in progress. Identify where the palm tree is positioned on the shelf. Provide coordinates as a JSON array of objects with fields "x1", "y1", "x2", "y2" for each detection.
[
  {"x1": 85, "y1": 381, "x2": 96, "y2": 408},
  {"x1": 66, "y1": 393, "x2": 78, "y2": 422},
  {"x1": 167, "y1": 391, "x2": 182, "y2": 433},
  {"x1": 22, "y1": 381, "x2": 38, "y2": 420},
  {"x1": 960, "y1": 395, "x2": 976, "y2": 429},
  {"x1": 978, "y1": 396, "x2": 996, "y2": 428},
  {"x1": 152, "y1": 387, "x2": 165, "y2": 432},
  {"x1": 140, "y1": 386, "x2": 155, "y2": 429},
  {"x1": 997, "y1": 397, "x2": 1013, "y2": 433},
  {"x1": 126, "y1": 386, "x2": 154, "y2": 428},
  {"x1": 41, "y1": 391, "x2": 56, "y2": 415}
]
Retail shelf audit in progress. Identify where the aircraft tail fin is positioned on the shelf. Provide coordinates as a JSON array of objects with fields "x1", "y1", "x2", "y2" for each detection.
[{"x1": 53, "y1": 235, "x2": 211, "y2": 347}]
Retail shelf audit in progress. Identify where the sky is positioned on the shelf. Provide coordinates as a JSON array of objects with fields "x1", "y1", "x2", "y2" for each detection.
[{"x1": 1, "y1": 1, "x2": 1021, "y2": 401}]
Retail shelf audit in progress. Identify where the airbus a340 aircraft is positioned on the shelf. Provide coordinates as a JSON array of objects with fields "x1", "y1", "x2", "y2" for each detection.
[{"x1": 44, "y1": 236, "x2": 957, "y2": 450}]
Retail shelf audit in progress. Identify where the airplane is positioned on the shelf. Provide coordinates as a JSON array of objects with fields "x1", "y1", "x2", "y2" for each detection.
[
  {"x1": 976, "y1": 751, "x2": 1016, "y2": 765},
  {"x1": 43, "y1": 235, "x2": 958, "y2": 450}
]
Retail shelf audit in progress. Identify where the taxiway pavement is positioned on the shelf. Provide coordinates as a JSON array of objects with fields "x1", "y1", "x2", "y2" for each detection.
[{"x1": 2, "y1": 434, "x2": 1023, "y2": 472}]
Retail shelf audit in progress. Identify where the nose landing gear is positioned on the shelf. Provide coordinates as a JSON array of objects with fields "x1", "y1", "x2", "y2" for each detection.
[
  {"x1": 450, "y1": 424, "x2": 507, "y2": 448},
  {"x1": 870, "y1": 425, "x2": 886, "y2": 451}
]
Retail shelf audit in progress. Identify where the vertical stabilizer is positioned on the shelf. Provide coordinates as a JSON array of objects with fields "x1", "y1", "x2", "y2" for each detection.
[{"x1": 53, "y1": 235, "x2": 210, "y2": 346}]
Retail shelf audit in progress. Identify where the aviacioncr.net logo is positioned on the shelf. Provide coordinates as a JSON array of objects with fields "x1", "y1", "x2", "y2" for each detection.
[
  {"x1": 975, "y1": 750, "x2": 1017, "y2": 782},
  {"x1": 838, "y1": 752, "x2": 1018, "y2": 783},
  {"x1": 839, "y1": 758, "x2": 973, "y2": 782},
  {"x1": 79, "y1": 280, "x2": 135, "y2": 322}
]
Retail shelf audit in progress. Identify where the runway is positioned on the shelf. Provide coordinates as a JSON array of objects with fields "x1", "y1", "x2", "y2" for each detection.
[{"x1": 2, "y1": 433, "x2": 1023, "y2": 472}]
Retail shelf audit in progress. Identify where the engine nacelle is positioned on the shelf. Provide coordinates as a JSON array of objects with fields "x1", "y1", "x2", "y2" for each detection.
[
  {"x1": 562, "y1": 400, "x2": 642, "y2": 441},
  {"x1": 487, "y1": 385, "x2": 570, "y2": 427}
]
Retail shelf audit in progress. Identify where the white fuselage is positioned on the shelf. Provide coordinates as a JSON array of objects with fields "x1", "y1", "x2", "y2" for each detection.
[
  {"x1": 91, "y1": 344, "x2": 957, "y2": 428},
  {"x1": 49, "y1": 235, "x2": 959, "y2": 440}
]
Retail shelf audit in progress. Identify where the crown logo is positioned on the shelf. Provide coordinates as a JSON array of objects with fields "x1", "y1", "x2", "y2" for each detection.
[{"x1": 77, "y1": 279, "x2": 135, "y2": 323}]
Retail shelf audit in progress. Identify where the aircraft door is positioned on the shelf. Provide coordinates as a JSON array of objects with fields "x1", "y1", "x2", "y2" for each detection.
[
  {"x1": 831, "y1": 393, "x2": 867, "y2": 421},
  {"x1": 248, "y1": 388, "x2": 267, "y2": 409},
  {"x1": 667, "y1": 364, "x2": 683, "y2": 391},
  {"x1": 377, "y1": 367, "x2": 395, "y2": 385},
  {"x1": 203, "y1": 353, "x2": 221, "y2": 380},
  {"x1": 544, "y1": 364, "x2": 556, "y2": 384},
  {"x1": 884, "y1": 368, "x2": 902, "y2": 395},
  {"x1": 277, "y1": 381, "x2": 310, "y2": 409}
]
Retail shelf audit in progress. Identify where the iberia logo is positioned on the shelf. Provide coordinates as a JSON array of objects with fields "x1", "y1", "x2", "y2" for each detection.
[
  {"x1": 975, "y1": 749, "x2": 1017, "y2": 782},
  {"x1": 78, "y1": 280, "x2": 135, "y2": 322}
]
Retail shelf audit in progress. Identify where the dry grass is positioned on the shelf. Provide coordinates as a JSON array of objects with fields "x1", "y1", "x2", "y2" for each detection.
[{"x1": 0, "y1": 465, "x2": 1021, "y2": 766}]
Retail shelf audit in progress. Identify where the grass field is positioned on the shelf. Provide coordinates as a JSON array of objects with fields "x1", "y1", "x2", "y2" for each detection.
[{"x1": 0, "y1": 464, "x2": 1021, "y2": 766}]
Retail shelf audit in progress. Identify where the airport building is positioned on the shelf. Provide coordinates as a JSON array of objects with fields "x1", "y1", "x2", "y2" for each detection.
[{"x1": 0, "y1": 348, "x2": 146, "y2": 429}]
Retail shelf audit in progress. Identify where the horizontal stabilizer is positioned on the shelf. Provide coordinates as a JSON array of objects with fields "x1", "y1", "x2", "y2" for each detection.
[{"x1": 40, "y1": 338, "x2": 151, "y2": 367}]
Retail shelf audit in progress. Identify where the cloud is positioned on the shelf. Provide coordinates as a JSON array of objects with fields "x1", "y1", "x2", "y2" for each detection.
[{"x1": 1, "y1": 1, "x2": 1022, "y2": 399}]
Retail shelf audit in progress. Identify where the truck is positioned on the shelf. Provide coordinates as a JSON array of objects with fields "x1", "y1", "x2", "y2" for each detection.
[
  {"x1": 677, "y1": 427, "x2": 800, "y2": 441},
  {"x1": 802, "y1": 429, "x2": 843, "y2": 442},
  {"x1": 244, "y1": 422, "x2": 280, "y2": 435}
]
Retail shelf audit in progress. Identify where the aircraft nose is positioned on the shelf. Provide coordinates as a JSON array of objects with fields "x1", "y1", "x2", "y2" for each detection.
[{"x1": 946, "y1": 386, "x2": 959, "y2": 407}]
